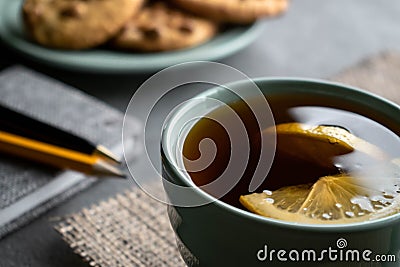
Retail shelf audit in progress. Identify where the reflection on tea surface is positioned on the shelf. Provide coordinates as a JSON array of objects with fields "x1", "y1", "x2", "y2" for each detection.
[{"x1": 183, "y1": 95, "x2": 400, "y2": 224}]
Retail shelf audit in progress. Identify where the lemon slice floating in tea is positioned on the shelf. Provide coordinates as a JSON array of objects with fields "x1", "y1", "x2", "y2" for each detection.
[
  {"x1": 240, "y1": 173, "x2": 400, "y2": 224},
  {"x1": 262, "y1": 123, "x2": 388, "y2": 168},
  {"x1": 241, "y1": 123, "x2": 398, "y2": 224}
]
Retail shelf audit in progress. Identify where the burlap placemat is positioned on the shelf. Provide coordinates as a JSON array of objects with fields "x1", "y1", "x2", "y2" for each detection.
[
  {"x1": 332, "y1": 50, "x2": 400, "y2": 104},
  {"x1": 54, "y1": 51, "x2": 400, "y2": 267},
  {"x1": 55, "y1": 183, "x2": 185, "y2": 267}
]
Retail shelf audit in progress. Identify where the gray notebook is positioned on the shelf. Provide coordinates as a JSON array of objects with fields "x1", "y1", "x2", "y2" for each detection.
[{"x1": 0, "y1": 66, "x2": 141, "y2": 239}]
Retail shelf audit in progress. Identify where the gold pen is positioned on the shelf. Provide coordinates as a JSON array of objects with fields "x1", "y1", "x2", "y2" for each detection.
[{"x1": 0, "y1": 130, "x2": 125, "y2": 178}]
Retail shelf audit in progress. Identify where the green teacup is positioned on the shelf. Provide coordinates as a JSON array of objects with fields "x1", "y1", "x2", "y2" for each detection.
[{"x1": 161, "y1": 78, "x2": 400, "y2": 267}]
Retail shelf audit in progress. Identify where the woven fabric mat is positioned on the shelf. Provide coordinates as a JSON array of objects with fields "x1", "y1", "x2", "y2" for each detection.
[
  {"x1": 55, "y1": 183, "x2": 186, "y2": 267},
  {"x1": 54, "y1": 51, "x2": 400, "y2": 267},
  {"x1": 332, "y1": 50, "x2": 400, "y2": 104}
]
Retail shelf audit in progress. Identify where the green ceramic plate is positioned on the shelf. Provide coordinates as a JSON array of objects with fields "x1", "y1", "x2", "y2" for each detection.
[{"x1": 0, "y1": 0, "x2": 264, "y2": 73}]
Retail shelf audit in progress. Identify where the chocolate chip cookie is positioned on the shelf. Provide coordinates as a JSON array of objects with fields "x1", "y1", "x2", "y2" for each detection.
[
  {"x1": 111, "y1": 2, "x2": 218, "y2": 52},
  {"x1": 22, "y1": 0, "x2": 144, "y2": 50},
  {"x1": 171, "y1": 0, "x2": 289, "y2": 24}
]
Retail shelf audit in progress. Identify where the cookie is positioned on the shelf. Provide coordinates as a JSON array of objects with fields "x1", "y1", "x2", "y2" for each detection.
[
  {"x1": 22, "y1": 0, "x2": 144, "y2": 50},
  {"x1": 171, "y1": 0, "x2": 289, "y2": 24},
  {"x1": 111, "y1": 2, "x2": 218, "y2": 52}
]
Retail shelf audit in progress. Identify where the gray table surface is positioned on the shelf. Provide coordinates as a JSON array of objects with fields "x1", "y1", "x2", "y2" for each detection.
[{"x1": 1, "y1": 0, "x2": 400, "y2": 266}]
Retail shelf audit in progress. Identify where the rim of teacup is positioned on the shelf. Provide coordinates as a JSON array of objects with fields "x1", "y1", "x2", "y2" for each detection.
[{"x1": 161, "y1": 77, "x2": 400, "y2": 232}]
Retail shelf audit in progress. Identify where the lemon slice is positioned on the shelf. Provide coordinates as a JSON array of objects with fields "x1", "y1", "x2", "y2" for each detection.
[
  {"x1": 241, "y1": 122, "x2": 397, "y2": 224},
  {"x1": 263, "y1": 123, "x2": 388, "y2": 168},
  {"x1": 240, "y1": 173, "x2": 400, "y2": 224}
]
